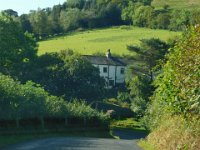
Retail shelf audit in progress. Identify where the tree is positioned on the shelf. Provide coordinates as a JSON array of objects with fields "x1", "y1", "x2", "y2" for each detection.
[
  {"x1": 155, "y1": 13, "x2": 170, "y2": 29},
  {"x1": 127, "y1": 38, "x2": 169, "y2": 81},
  {"x1": 66, "y1": 0, "x2": 85, "y2": 9},
  {"x1": 19, "y1": 14, "x2": 33, "y2": 33},
  {"x1": 2, "y1": 9, "x2": 18, "y2": 17},
  {"x1": 29, "y1": 9, "x2": 50, "y2": 39},
  {"x1": 128, "y1": 75, "x2": 153, "y2": 117},
  {"x1": 98, "y1": 2, "x2": 122, "y2": 26},
  {"x1": 151, "y1": 25, "x2": 200, "y2": 117},
  {"x1": 138, "y1": 0, "x2": 152, "y2": 5},
  {"x1": 26, "y1": 51, "x2": 105, "y2": 102},
  {"x1": 133, "y1": 5, "x2": 154, "y2": 27},
  {"x1": 48, "y1": 4, "x2": 63, "y2": 34},
  {"x1": 121, "y1": 1, "x2": 140, "y2": 24},
  {"x1": 0, "y1": 14, "x2": 37, "y2": 77},
  {"x1": 60, "y1": 8, "x2": 82, "y2": 32},
  {"x1": 169, "y1": 10, "x2": 190, "y2": 31}
]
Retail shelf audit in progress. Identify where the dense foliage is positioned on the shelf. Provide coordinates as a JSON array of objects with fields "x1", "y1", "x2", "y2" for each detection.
[
  {"x1": 127, "y1": 38, "x2": 169, "y2": 81},
  {"x1": 0, "y1": 74, "x2": 108, "y2": 128},
  {"x1": 125, "y1": 38, "x2": 169, "y2": 117},
  {"x1": 143, "y1": 25, "x2": 200, "y2": 150},
  {"x1": 21, "y1": 51, "x2": 105, "y2": 102},
  {"x1": 149, "y1": 26, "x2": 200, "y2": 122},
  {"x1": 128, "y1": 75, "x2": 153, "y2": 117},
  {"x1": 0, "y1": 12, "x2": 108, "y2": 131},
  {"x1": 0, "y1": 14, "x2": 37, "y2": 77},
  {"x1": 1, "y1": 0, "x2": 200, "y2": 40},
  {"x1": 0, "y1": 14, "x2": 105, "y2": 103}
]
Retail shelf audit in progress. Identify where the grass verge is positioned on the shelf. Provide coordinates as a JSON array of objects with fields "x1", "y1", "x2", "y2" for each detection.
[
  {"x1": 110, "y1": 118, "x2": 147, "y2": 131},
  {"x1": 138, "y1": 140, "x2": 156, "y2": 150}
]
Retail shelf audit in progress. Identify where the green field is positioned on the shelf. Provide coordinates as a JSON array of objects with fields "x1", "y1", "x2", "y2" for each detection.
[
  {"x1": 38, "y1": 26, "x2": 180, "y2": 56},
  {"x1": 152, "y1": 0, "x2": 200, "y2": 10}
]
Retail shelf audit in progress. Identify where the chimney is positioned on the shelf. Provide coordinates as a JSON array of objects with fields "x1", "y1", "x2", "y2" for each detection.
[{"x1": 106, "y1": 49, "x2": 111, "y2": 59}]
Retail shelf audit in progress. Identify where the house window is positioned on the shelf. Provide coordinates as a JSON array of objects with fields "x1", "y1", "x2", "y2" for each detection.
[
  {"x1": 120, "y1": 68, "x2": 125, "y2": 74},
  {"x1": 109, "y1": 80, "x2": 114, "y2": 86},
  {"x1": 103, "y1": 67, "x2": 107, "y2": 73}
]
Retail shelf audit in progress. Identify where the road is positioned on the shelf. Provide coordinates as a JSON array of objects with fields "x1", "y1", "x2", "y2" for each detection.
[{"x1": 2, "y1": 130, "x2": 147, "y2": 150}]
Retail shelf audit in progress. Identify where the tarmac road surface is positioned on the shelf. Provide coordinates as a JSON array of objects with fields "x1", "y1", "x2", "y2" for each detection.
[
  {"x1": 2, "y1": 137, "x2": 143, "y2": 150},
  {"x1": 1, "y1": 129, "x2": 147, "y2": 150}
]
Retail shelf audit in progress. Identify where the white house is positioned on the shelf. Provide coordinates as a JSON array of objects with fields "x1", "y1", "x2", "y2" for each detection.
[{"x1": 84, "y1": 50, "x2": 126, "y2": 88}]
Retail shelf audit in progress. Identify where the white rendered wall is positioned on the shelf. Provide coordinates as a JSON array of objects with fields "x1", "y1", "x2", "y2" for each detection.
[
  {"x1": 92, "y1": 64, "x2": 126, "y2": 86},
  {"x1": 116, "y1": 66, "x2": 125, "y2": 84}
]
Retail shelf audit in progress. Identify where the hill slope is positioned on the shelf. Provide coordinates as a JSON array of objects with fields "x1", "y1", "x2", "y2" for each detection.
[
  {"x1": 38, "y1": 26, "x2": 180, "y2": 56},
  {"x1": 152, "y1": 0, "x2": 200, "y2": 9}
]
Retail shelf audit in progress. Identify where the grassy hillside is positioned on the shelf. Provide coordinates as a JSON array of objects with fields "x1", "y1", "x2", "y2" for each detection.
[
  {"x1": 152, "y1": 0, "x2": 200, "y2": 10},
  {"x1": 38, "y1": 26, "x2": 180, "y2": 56}
]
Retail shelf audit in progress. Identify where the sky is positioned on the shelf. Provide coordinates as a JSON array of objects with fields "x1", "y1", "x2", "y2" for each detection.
[{"x1": 0, "y1": 0, "x2": 66, "y2": 15}]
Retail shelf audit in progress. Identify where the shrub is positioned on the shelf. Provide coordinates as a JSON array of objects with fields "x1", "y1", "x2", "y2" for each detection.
[
  {"x1": 0, "y1": 74, "x2": 108, "y2": 129},
  {"x1": 147, "y1": 116, "x2": 200, "y2": 150},
  {"x1": 144, "y1": 25, "x2": 200, "y2": 150}
]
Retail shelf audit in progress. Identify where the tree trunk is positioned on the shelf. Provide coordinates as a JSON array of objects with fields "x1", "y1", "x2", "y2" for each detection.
[
  {"x1": 65, "y1": 117, "x2": 68, "y2": 126},
  {"x1": 150, "y1": 71, "x2": 153, "y2": 82},
  {"x1": 40, "y1": 117, "x2": 45, "y2": 129},
  {"x1": 83, "y1": 117, "x2": 87, "y2": 126},
  {"x1": 16, "y1": 118, "x2": 20, "y2": 129}
]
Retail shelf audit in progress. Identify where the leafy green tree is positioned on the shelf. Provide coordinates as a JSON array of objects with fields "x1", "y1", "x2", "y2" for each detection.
[
  {"x1": 26, "y1": 51, "x2": 105, "y2": 102},
  {"x1": 127, "y1": 38, "x2": 169, "y2": 81},
  {"x1": 29, "y1": 9, "x2": 50, "y2": 39},
  {"x1": 169, "y1": 10, "x2": 190, "y2": 31},
  {"x1": 0, "y1": 14, "x2": 37, "y2": 77},
  {"x1": 98, "y1": 2, "x2": 122, "y2": 26},
  {"x1": 121, "y1": 2, "x2": 142, "y2": 24},
  {"x1": 151, "y1": 26, "x2": 200, "y2": 117},
  {"x1": 133, "y1": 5, "x2": 154, "y2": 27},
  {"x1": 66, "y1": 0, "x2": 85, "y2": 9},
  {"x1": 155, "y1": 13, "x2": 170, "y2": 29},
  {"x1": 19, "y1": 14, "x2": 33, "y2": 33},
  {"x1": 128, "y1": 75, "x2": 153, "y2": 117},
  {"x1": 48, "y1": 4, "x2": 63, "y2": 34},
  {"x1": 60, "y1": 8, "x2": 82, "y2": 31},
  {"x1": 2, "y1": 9, "x2": 18, "y2": 17}
]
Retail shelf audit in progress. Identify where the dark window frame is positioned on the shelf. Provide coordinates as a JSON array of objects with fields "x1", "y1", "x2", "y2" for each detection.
[
  {"x1": 120, "y1": 68, "x2": 125, "y2": 74},
  {"x1": 103, "y1": 67, "x2": 107, "y2": 73},
  {"x1": 109, "y1": 80, "x2": 114, "y2": 86}
]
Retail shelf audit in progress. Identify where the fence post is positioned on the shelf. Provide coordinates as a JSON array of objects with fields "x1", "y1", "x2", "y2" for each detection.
[
  {"x1": 40, "y1": 117, "x2": 45, "y2": 129},
  {"x1": 16, "y1": 118, "x2": 20, "y2": 129},
  {"x1": 84, "y1": 117, "x2": 87, "y2": 127},
  {"x1": 65, "y1": 117, "x2": 68, "y2": 126}
]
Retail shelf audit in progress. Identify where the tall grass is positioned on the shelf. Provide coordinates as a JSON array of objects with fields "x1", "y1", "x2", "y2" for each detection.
[{"x1": 146, "y1": 116, "x2": 200, "y2": 150}]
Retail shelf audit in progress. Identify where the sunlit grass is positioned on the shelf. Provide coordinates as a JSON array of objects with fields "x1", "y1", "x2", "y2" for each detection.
[
  {"x1": 138, "y1": 140, "x2": 157, "y2": 150},
  {"x1": 110, "y1": 118, "x2": 146, "y2": 131},
  {"x1": 38, "y1": 26, "x2": 180, "y2": 56},
  {"x1": 152, "y1": 0, "x2": 200, "y2": 10}
]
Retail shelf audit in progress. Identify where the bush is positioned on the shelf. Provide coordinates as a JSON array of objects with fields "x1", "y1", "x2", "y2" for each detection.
[
  {"x1": 143, "y1": 25, "x2": 200, "y2": 150},
  {"x1": 147, "y1": 116, "x2": 200, "y2": 150},
  {"x1": 0, "y1": 74, "x2": 108, "y2": 129}
]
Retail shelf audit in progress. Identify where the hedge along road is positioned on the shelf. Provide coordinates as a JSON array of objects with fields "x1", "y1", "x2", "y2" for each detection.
[{"x1": 1, "y1": 130, "x2": 146, "y2": 150}]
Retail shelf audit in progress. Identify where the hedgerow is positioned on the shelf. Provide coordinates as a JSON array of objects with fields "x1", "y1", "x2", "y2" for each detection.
[{"x1": 0, "y1": 74, "x2": 108, "y2": 129}]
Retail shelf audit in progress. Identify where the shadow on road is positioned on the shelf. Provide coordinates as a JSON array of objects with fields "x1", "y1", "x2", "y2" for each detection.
[
  {"x1": 2, "y1": 137, "x2": 143, "y2": 150},
  {"x1": 113, "y1": 129, "x2": 148, "y2": 140}
]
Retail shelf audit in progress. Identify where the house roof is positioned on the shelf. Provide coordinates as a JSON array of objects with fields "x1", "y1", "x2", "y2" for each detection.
[{"x1": 83, "y1": 55, "x2": 127, "y2": 66}]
